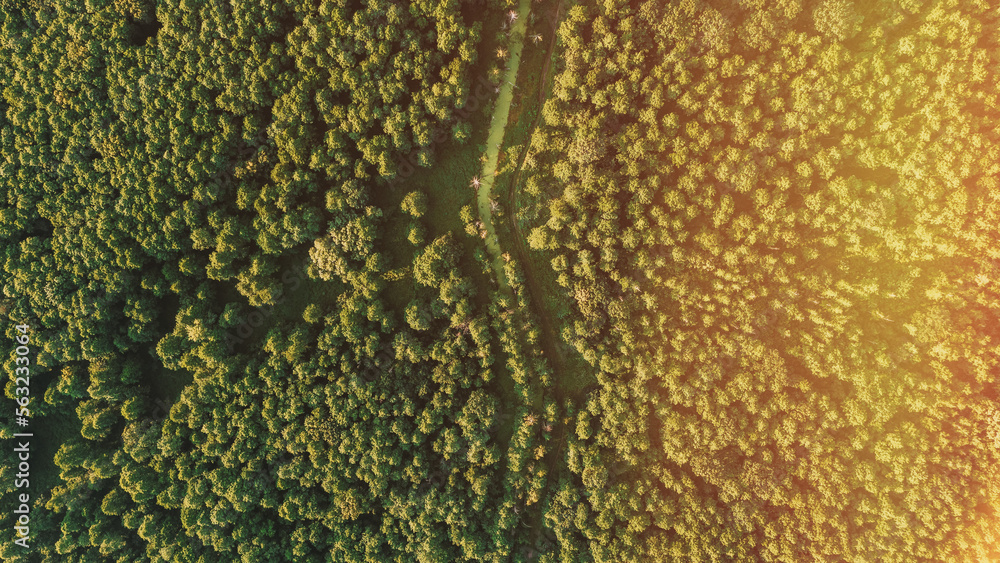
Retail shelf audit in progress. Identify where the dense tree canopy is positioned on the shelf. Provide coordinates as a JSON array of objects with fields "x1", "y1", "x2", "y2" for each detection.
[
  {"x1": 522, "y1": 0, "x2": 1000, "y2": 560},
  {"x1": 3, "y1": 0, "x2": 999, "y2": 561},
  {"x1": 0, "y1": 0, "x2": 559, "y2": 561}
]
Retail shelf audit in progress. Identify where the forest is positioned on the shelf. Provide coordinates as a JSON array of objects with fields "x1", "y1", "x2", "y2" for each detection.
[
  {"x1": 519, "y1": 0, "x2": 1000, "y2": 561},
  {"x1": 1, "y1": 0, "x2": 998, "y2": 561},
  {"x1": 0, "y1": 0, "x2": 562, "y2": 560}
]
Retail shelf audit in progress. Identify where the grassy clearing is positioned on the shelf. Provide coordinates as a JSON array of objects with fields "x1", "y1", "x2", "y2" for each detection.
[
  {"x1": 370, "y1": 5, "x2": 505, "y2": 291},
  {"x1": 144, "y1": 292, "x2": 193, "y2": 401}
]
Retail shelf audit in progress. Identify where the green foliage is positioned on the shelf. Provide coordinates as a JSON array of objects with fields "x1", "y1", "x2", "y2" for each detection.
[
  {"x1": 0, "y1": 0, "x2": 529, "y2": 560},
  {"x1": 523, "y1": 0, "x2": 1000, "y2": 560},
  {"x1": 400, "y1": 191, "x2": 429, "y2": 218},
  {"x1": 414, "y1": 234, "x2": 461, "y2": 287}
]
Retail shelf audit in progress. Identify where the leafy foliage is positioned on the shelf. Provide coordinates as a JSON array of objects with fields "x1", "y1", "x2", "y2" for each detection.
[
  {"x1": 523, "y1": 0, "x2": 1000, "y2": 560},
  {"x1": 0, "y1": 0, "x2": 549, "y2": 561}
]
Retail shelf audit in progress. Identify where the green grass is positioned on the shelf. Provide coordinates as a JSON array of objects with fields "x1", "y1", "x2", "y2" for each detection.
[
  {"x1": 401, "y1": 135, "x2": 490, "y2": 268},
  {"x1": 143, "y1": 292, "x2": 192, "y2": 401},
  {"x1": 275, "y1": 252, "x2": 344, "y2": 322},
  {"x1": 372, "y1": 6, "x2": 504, "y2": 290},
  {"x1": 493, "y1": 0, "x2": 597, "y2": 399}
]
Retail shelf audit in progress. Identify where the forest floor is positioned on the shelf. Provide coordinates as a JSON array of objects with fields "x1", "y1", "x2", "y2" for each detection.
[
  {"x1": 475, "y1": 0, "x2": 531, "y2": 292},
  {"x1": 475, "y1": 0, "x2": 598, "y2": 556},
  {"x1": 494, "y1": 0, "x2": 596, "y2": 397},
  {"x1": 476, "y1": 0, "x2": 584, "y2": 389}
]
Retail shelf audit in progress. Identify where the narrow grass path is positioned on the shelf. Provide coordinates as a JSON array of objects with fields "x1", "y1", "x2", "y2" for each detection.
[
  {"x1": 474, "y1": 1, "x2": 581, "y2": 557},
  {"x1": 476, "y1": 0, "x2": 531, "y2": 292},
  {"x1": 499, "y1": 0, "x2": 576, "y2": 389}
]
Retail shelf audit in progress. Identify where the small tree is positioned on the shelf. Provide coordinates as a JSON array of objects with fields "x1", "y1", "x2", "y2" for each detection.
[{"x1": 401, "y1": 190, "x2": 429, "y2": 217}]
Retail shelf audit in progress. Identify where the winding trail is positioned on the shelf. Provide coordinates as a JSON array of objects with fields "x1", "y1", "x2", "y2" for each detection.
[
  {"x1": 475, "y1": 1, "x2": 574, "y2": 556},
  {"x1": 476, "y1": 0, "x2": 530, "y2": 292},
  {"x1": 477, "y1": 0, "x2": 571, "y2": 381},
  {"x1": 501, "y1": 0, "x2": 569, "y2": 377}
]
